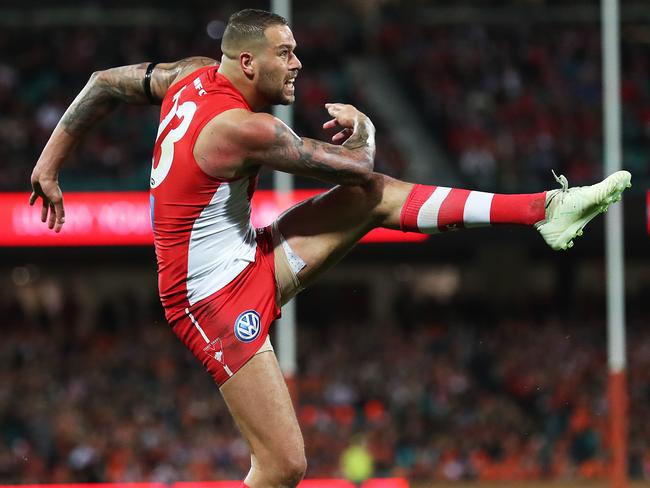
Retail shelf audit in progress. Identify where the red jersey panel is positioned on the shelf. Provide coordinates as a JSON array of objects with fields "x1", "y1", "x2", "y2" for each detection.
[{"x1": 150, "y1": 66, "x2": 258, "y2": 323}]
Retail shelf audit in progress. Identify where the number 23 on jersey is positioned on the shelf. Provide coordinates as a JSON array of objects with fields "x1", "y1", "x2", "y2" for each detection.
[{"x1": 150, "y1": 86, "x2": 197, "y2": 188}]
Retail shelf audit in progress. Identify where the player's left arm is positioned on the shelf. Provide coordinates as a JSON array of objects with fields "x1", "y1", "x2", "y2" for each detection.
[{"x1": 29, "y1": 57, "x2": 215, "y2": 232}]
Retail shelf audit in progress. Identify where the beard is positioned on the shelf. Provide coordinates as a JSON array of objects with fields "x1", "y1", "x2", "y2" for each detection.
[{"x1": 259, "y1": 71, "x2": 295, "y2": 106}]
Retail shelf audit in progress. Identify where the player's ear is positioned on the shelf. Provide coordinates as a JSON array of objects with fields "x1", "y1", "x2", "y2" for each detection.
[{"x1": 240, "y1": 52, "x2": 255, "y2": 79}]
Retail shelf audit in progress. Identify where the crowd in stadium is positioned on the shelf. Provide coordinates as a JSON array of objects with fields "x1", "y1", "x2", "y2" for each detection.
[
  {"x1": 2, "y1": 1, "x2": 649, "y2": 485},
  {"x1": 1, "y1": 274, "x2": 648, "y2": 483},
  {"x1": 1, "y1": 5, "x2": 648, "y2": 193},
  {"x1": 379, "y1": 18, "x2": 650, "y2": 190},
  {"x1": 0, "y1": 10, "x2": 406, "y2": 192}
]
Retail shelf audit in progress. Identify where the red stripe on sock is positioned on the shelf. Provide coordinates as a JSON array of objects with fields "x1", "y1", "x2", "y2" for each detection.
[
  {"x1": 490, "y1": 192, "x2": 547, "y2": 225},
  {"x1": 240, "y1": 484, "x2": 249, "y2": 488},
  {"x1": 400, "y1": 184, "x2": 436, "y2": 232},
  {"x1": 438, "y1": 189, "x2": 471, "y2": 231}
]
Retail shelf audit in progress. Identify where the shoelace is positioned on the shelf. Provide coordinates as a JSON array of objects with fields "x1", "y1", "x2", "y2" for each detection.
[
  {"x1": 552, "y1": 169, "x2": 569, "y2": 192},
  {"x1": 545, "y1": 170, "x2": 570, "y2": 209}
]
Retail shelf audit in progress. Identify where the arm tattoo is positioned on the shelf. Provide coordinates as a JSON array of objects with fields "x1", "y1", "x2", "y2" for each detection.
[
  {"x1": 258, "y1": 121, "x2": 372, "y2": 184},
  {"x1": 61, "y1": 67, "x2": 145, "y2": 135},
  {"x1": 60, "y1": 57, "x2": 215, "y2": 137},
  {"x1": 296, "y1": 141, "x2": 359, "y2": 180}
]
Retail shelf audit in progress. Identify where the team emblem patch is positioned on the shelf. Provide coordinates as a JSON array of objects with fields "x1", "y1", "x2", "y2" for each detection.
[
  {"x1": 234, "y1": 310, "x2": 261, "y2": 342},
  {"x1": 203, "y1": 337, "x2": 225, "y2": 364}
]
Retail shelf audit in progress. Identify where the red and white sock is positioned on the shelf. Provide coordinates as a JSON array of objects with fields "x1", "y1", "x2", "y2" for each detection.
[{"x1": 400, "y1": 185, "x2": 547, "y2": 233}]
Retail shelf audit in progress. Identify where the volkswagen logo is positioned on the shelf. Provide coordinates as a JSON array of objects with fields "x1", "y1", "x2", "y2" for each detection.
[{"x1": 234, "y1": 310, "x2": 261, "y2": 343}]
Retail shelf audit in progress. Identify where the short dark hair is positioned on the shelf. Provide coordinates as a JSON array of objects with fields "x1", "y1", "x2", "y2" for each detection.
[{"x1": 221, "y1": 9, "x2": 288, "y2": 56}]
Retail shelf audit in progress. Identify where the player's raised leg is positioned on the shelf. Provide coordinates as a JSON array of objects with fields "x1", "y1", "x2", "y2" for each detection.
[
  {"x1": 276, "y1": 170, "x2": 631, "y2": 291},
  {"x1": 220, "y1": 350, "x2": 306, "y2": 488}
]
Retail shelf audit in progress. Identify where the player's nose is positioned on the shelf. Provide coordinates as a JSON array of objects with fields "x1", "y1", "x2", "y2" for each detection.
[{"x1": 290, "y1": 53, "x2": 302, "y2": 71}]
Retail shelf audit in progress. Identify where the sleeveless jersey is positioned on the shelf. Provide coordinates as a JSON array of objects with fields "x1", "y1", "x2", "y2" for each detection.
[{"x1": 150, "y1": 66, "x2": 257, "y2": 322}]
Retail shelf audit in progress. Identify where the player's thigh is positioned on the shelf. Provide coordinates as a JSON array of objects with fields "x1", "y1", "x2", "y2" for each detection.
[
  {"x1": 275, "y1": 178, "x2": 390, "y2": 288},
  {"x1": 220, "y1": 350, "x2": 304, "y2": 473},
  {"x1": 274, "y1": 188, "x2": 365, "y2": 289}
]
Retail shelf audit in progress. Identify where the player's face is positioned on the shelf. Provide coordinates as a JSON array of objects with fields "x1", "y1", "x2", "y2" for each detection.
[{"x1": 255, "y1": 25, "x2": 302, "y2": 105}]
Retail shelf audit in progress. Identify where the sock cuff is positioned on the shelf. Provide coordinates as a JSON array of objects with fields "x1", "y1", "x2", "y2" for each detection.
[
  {"x1": 400, "y1": 184, "x2": 436, "y2": 232},
  {"x1": 490, "y1": 191, "x2": 547, "y2": 225}
]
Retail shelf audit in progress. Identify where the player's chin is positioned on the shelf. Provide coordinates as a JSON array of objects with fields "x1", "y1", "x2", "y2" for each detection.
[
  {"x1": 276, "y1": 93, "x2": 295, "y2": 105},
  {"x1": 280, "y1": 83, "x2": 296, "y2": 104}
]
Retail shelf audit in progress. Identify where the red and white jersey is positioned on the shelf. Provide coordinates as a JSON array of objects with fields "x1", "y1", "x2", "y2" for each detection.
[{"x1": 150, "y1": 66, "x2": 258, "y2": 322}]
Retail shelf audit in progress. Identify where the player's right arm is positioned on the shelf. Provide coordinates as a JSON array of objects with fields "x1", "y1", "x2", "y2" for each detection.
[
  {"x1": 29, "y1": 57, "x2": 215, "y2": 232},
  {"x1": 228, "y1": 103, "x2": 376, "y2": 186}
]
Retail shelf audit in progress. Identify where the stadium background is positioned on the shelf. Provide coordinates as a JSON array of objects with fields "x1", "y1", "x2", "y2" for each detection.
[{"x1": 1, "y1": 0, "x2": 649, "y2": 486}]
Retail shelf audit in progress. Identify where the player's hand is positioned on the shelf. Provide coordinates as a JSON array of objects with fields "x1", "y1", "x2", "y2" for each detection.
[
  {"x1": 29, "y1": 169, "x2": 65, "y2": 233},
  {"x1": 322, "y1": 103, "x2": 367, "y2": 144}
]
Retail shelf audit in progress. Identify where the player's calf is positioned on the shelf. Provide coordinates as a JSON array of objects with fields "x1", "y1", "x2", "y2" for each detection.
[
  {"x1": 399, "y1": 182, "x2": 546, "y2": 233},
  {"x1": 396, "y1": 170, "x2": 631, "y2": 250}
]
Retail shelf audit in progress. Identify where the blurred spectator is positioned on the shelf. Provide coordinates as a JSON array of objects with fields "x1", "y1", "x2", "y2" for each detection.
[{"x1": 340, "y1": 435, "x2": 375, "y2": 485}]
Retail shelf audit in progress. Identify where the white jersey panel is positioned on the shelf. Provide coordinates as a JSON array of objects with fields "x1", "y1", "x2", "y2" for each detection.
[{"x1": 186, "y1": 177, "x2": 257, "y2": 305}]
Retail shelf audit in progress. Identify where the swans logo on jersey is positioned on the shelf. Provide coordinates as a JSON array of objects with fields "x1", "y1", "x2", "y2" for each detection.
[
  {"x1": 203, "y1": 337, "x2": 225, "y2": 363},
  {"x1": 234, "y1": 310, "x2": 261, "y2": 342}
]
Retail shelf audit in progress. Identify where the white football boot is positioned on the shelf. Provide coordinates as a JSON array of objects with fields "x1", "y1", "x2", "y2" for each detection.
[{"x1": 536, "y1": 170, "x2": 632, "y2": 250}]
